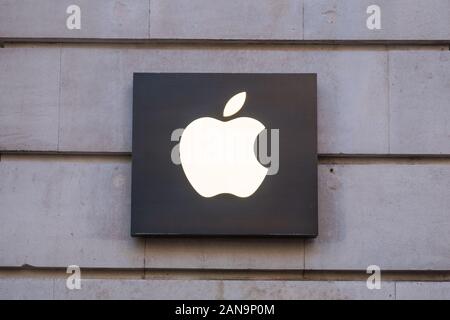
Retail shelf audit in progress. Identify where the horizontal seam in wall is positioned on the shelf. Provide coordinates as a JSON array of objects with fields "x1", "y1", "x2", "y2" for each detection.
[
  {"x1": 1, "y1": 152, "x2": 450, "y2": 165},
  {"x1": 1, "y1": 267, "x2": 450, "y2": 282},
  {"x1": 1, "y1": 38, "x2": 450, "y2": 46}
]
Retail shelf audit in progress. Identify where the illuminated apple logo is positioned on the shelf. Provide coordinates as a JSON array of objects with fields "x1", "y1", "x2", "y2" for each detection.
[{"x1": 179, "y1": 92, "x2": 268, "y2": 198}]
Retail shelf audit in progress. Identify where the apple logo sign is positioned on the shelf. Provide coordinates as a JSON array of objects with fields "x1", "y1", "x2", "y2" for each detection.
[
  {"x1": 180, "y1": 92, "x2": 268, "y2": 198},
  {"x1": 131, "y1": 73, "x2": 318, "y2": 237}
]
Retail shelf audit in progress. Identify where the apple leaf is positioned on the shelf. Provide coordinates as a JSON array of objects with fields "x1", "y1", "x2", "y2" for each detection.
[{"x1": 223, "y1": 91, "x2": 246, "y2": 117}]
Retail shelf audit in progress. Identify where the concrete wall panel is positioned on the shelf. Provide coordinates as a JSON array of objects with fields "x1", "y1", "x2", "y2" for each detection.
[
  {"x1": 0, "y1": 155, "x2": 144, "y2": 268},
  {"x1": 306, "y1": 163, "x2": 450, "y2": 270},
  {"x1": 150, "y1": 0, "x2": 303, "y2": 40},
  {"x1": 58, "y1": 46, "x2": 388, "y2": 154},
  {"x1": 145, "y1": 238, "x2": 304, "y2": 270},
  {"x1": 304, "y1": 0, "x2": 450, "y2": 40},
  {"x1": 2, "y1": 156, "x2": 449, "y2": 271},
  {"x1": 0, "y1": 0, "x2": 149, "y2": 39},
  {"x1": 8, "y1": 46, "x2": 450, "y2": 156},
  {"x1": 389, "y1": 50, "x2": 450, "y2": 154},
  {"x1": 53, "y1": 279, "x2": 394, "y2": 300},
  {"x1": 0, "y1": 47, "x2": 59, "y2": 151},
  {"x1": 397, "y1": 282, "x2": 450, "y2": 300},
  {"x1": 7, "y1": 279, "x2": 450, "y2": 300},
  {"x1": 0, "y1": 279, "x2": 54, "y2": 300}
]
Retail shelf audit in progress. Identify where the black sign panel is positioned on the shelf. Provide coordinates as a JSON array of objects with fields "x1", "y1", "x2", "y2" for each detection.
[{"x1": 132, "y1": 73, "x2": 317, "y2": 237}]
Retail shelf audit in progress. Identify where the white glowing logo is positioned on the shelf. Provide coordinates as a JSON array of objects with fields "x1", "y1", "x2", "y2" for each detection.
[{"x1": 179, "y1": 92, "x2": 269, "y2": 198}]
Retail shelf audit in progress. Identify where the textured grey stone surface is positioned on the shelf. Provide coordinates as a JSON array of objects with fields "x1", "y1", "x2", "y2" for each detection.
[
  {"x1": 2, "y1": 0, "x2": 449, "y2": 41},
  {"x1": 389, "y1": 50, "x2": 450, "y2": 154},
  {"x1": 1, "y1": 0, "x2": 450, "y2": 302},
  {"x1": 0, "y1": 279, "x2": 54, "y2": 300},
  {"x1": 305, "y1": 163, "x2": 450, "y2": 270},
  {"x1": 222, "y1": 280, "x2": 395, "y2": 300},
  {"x1": 59, "y1": 47, "x2": 132, "y2": 152},
  {"x1": 54, "y1": 279, "x2": 394, "y2": 299},
  {"x1": 2, "y1": 156, "x2": 449, "y2": 271},
  {"x1": 396, "y1": 282, "x2": 450, "y2": 300},
  {"x1": 58, "y1": 46, "x2": 388, "y2": 154},
  {"x1": 0, "y1": 47, "x2": 59, "y2": 151},
  {"x1": 304, "y1": 0, "x2": 450, "y2": 40},
  {"x1": 10, "y1": 279, "x2": 450, "y2": 300},
  {"x1": 0, "y1": 0, "x2": 149, "y2": 39},
  {"x1": 55, "y1": 279, "x2": 219, "y2": 300},
  {"x1": 0, "y1": 155, "x2": 144, "y2": 268},
  {"x1": 145, "y1": 238, "x2": 304, "y2": 270},
  {"x1": 150, "y1": 0, "x2": 303, "y2": 40}
]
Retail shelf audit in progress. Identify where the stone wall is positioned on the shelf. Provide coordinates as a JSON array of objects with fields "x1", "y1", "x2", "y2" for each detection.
[{"x1": 1, "y1": 0, "x2": 449, "y2": 299}]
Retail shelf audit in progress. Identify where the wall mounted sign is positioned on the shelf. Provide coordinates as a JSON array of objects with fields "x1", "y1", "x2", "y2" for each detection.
[{"x1": 131, "y1": 73, "x2": 317, "y2": 237}]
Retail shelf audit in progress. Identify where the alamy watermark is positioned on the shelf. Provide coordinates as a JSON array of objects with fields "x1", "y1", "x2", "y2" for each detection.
[
  {"x1": 170, "y1": 128, "x2": 280, "y2": 176},
  {"x1": 366, "y1": 5, "x2": 381, "y2": 30},
  {"x1": 66, "y1": 5, "x2": 81, "y2": 30},
  {"x1": 366, "y1": 265, "x2": 381, "y2": 290},
  {"x1": 66, "y1": 265, "x2": 81, "y2": 290}
]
